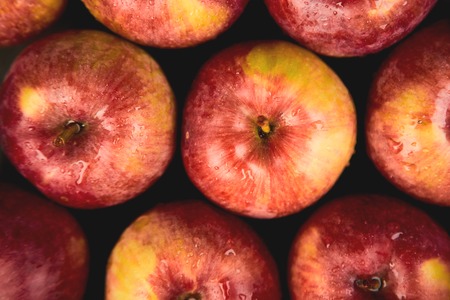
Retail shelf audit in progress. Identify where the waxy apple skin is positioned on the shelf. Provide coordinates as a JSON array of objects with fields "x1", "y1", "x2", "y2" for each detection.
[
  {"x1": 181, "y1": 40, "x2": 356, "y2": 218},
  {"x1": 289, "y1": 194, "x2": 450, "y2": 299},
  {"x1": 0, "y1": 0, "x2": 67, "y2": 47},
  {"x1": 0, "y1": 30, "x2": 176, "y2": 209},
  {"x1": 81, "y1": 0, "x2": 249, "y2": 48},
  {"x1": 106, "y1": 199, "x2": 281, "y2": 299},
  {"x1": 0, "y1": 183, "x2": 89, "y2": 300},
  {"x1": 366, "y1": 20, "x2": 450, "y2": 207},
  {"x1": 263, "y1": 0, "x2": 437, "y2": 57}
]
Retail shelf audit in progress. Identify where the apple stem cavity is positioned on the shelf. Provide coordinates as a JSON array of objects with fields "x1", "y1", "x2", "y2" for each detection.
[
  {"x1": 53, "y1": 120, "x2": 84, "y2": 147},
  {"x1": 256, "y1": 115, "x2": 274, "y2": 139},
  {"x1": 354, "y1": 276, "x2": 385, "y2": 293},
  {"x1": 177, "y1": 292, "x2": 201, "y2": 300}
]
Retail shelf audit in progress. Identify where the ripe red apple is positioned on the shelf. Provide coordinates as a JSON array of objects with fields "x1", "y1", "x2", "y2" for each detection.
[
  {"x1": 263, "y1": 0, "x2": 437, "y2": 57},
  {"x1": 289, "y1": 194, "x2": 450, "y2": 299},
  {"x1": 0, "y1": 183, "x2": 89, "y2": 299},
  {"x1": 81, "y1": 0, "x2": 249, "y2": 48},
  {"x1": 105, "y1": 199, "x2": 281, "y2": 299},
  {"x1": 0, "y1": 0, "x2": 67, "y2": 47},
  {"x1": 366, "y1": 19, "x2": 450, "y2": 207},
  {"x1": 181, "y1": 40, "x2": 356, "y2": 218},
  {"x1": 0, "y1": 30, "x2": 176, "y2": 209}
]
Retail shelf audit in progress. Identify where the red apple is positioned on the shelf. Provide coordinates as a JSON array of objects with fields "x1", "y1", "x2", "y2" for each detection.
[
  {"x1": 0, "y1": 30, "x2": 176, "y2": 209},
  {"x1": 288, "y1": 194, "x2": 450, "y2": 299},
  {"x1": 105, "y1": 199, "x2": 281, "y2": 299},
  {"x1": 181, "y1": 40, "x2": 356, "y2": 218},
  {"x1": 0, "y1": 0, "x2": 67, "y2": 47},
  {"x1": 81, "y1": 0, "x2": 249, "y2": 48},
  {"x1": 263, "y1": 0, "x2": 437, "y2": 57},
  {"x1": 0, "y1": 183, "x2": 89, "y2": 299},
  {"x1": 366, "y1": 19, "x2": 450, "y2": 207}
]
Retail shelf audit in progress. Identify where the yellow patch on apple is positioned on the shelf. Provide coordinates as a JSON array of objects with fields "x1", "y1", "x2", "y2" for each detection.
[
  {"x1": 243, "y1": 42, "x2": 318, "y2": 83},
  {"x1": 170, "y1": 0, "x2": 229, "y2": 33},
  {"x1": 107, "y1": 237, "x2": 158, "y2": 299},
  {"x1": 368, "y1": 0, "x2": 396, "y2": 17},
  {"x1": 242, "y1": 42, "x2": 351, "y2": 112},
  {"x1": 19, "y1": 87, "x2": 49, "y2": 119},
  {"x1": 32, "y1": 0, "x2": 64, "y2": 22},
  {"x1": 419, "y1": 258, "x2": 450, "y2": 291},
  {"x1": 297, "y1": 226, "x2": 320, "y2": 259}
]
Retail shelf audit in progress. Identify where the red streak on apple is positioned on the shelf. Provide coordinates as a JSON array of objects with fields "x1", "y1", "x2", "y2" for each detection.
[
  {"x1": 105, "y1": 200, "x2": 281, "y2": 299},
  {"x1": 0, "y1": 183, "x2": 89, "y2": 299},
  {"x1": 182, "y1": 40, "x2": 356, "y2": 218},
  {"x1": 366, "y1": 20, "x2": 450, "y2": 206},
  {"x1": 0, "y1": 30, "x2": 176, "y2": 208},
  {"x1": 289, "y1": 194, "x2": 450, "y2": 299},
  {"x1": 263, "y1": 0, "x2": 437, "y2": 57},
  {"x1": 81, "y1": 0, "x2": 249, "y2": 48}
]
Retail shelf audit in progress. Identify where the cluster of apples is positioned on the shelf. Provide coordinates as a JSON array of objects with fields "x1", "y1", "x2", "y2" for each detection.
[{"x1": 0, "y1": 0, "x2": 449, "y2": 299}]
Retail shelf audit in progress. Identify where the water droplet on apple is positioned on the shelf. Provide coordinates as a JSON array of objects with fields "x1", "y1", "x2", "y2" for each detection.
[
  {"x1": 225, "y1": 249, "x2": 236, "y2": 256},
  {"x1": 239, "y1": 294, "x2": 247, "y2": 300},
  {"x1": 193, "y1": 237, "x2": 201, "y2": 248},
  {"x1": 389, "y1": 261, "x2": 395, "y2": 268},
  {"x1": 333, "y1": 11, "x2": 338, "y2": 15},
  {"x1": 313, "y1": 120, "x2": 324, "y2": 130},
  {"x1": 403, "y1": 163, "x2": 416, "y2": 172},
  {"x1": 25, "y1": 142, "x2": 33, "y2": 149},
  {"x1": 388, "y1": 138, "x2": 403, "y2": 154},
  {"x1": 219, "y1": 280, "x2": 231, "y2": 298},
  {"x1": 28, "y1": 126, "x2": 35, "y2": 131},
  {"x1": 214, "y1": 166, "x2": 219, "y2": 170},
  {"x1": 391, "y1": 231, "x2": 403, "y2": 240}
]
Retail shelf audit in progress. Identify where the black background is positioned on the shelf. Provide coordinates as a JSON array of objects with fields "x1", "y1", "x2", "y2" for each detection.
[{"x1": 1, "y1": 1, "x2": 449, "y2": 299}]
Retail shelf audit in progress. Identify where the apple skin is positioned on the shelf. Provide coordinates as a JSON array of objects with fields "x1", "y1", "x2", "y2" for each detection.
[
  {"x1": 0, "y1": 183, "x2": 89, "y2": 299},
  {"x1": 263, "y1": 0, "x2": 437, "y2": 57},
  {"x1": 0, "y1": 0, "x2": 67, "y2": 47},
  {"x1": 81, "y1": 0, "x2": 249, "y2": 48},
  {"x1": 288, "y1": 194, "x2": 450, "y2": 299},
  {"x1": 0, "y1": 30, "x2": 176, "y2": 209},
  {"x1": 366, "y1": 19, "x2": 450, "y2": 207},
  {"x1": 181, "y1": 40, "x2": 356, "y2": 218},
  {"x1": 105, "y1": 199, "x2": 282, "y2": 299}
]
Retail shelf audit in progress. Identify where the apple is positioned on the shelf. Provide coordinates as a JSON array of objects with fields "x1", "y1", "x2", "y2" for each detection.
[
  {"x1": 81, "y1": 0, "x2": 250, "y2": 48},
  {"x1": 181, "y1": 40, "x2": 356, "y2": 218},
  {"x1": 0, "y1": 0, "x2": 67, "y2": 47},
  {"x1": 0, "y1": 183, "x2": 89, "y2": 299},
  {"x1": 0, "y1": 30, "x2": 176, "y2": 209},
  {"x1": 366, "y1": 19, "x2": 450, "y2": 207},
  {"x1": 288, "y1": 194, "x2": 450, "y2": 299},
  {"x1": 105, "y1": 199, "x2": 282, "y2": 299},
  {"x1": 263, "y1": 0, "x2": 437, "y2": 57}
]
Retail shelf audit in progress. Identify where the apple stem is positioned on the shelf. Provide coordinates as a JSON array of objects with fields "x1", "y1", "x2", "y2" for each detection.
[
  {"x1": 354, "y1": 276, "x2": 385, "y2": 292},
  {"x1": 53, "y1": 120, "x2": 84, "y2": 147}
]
